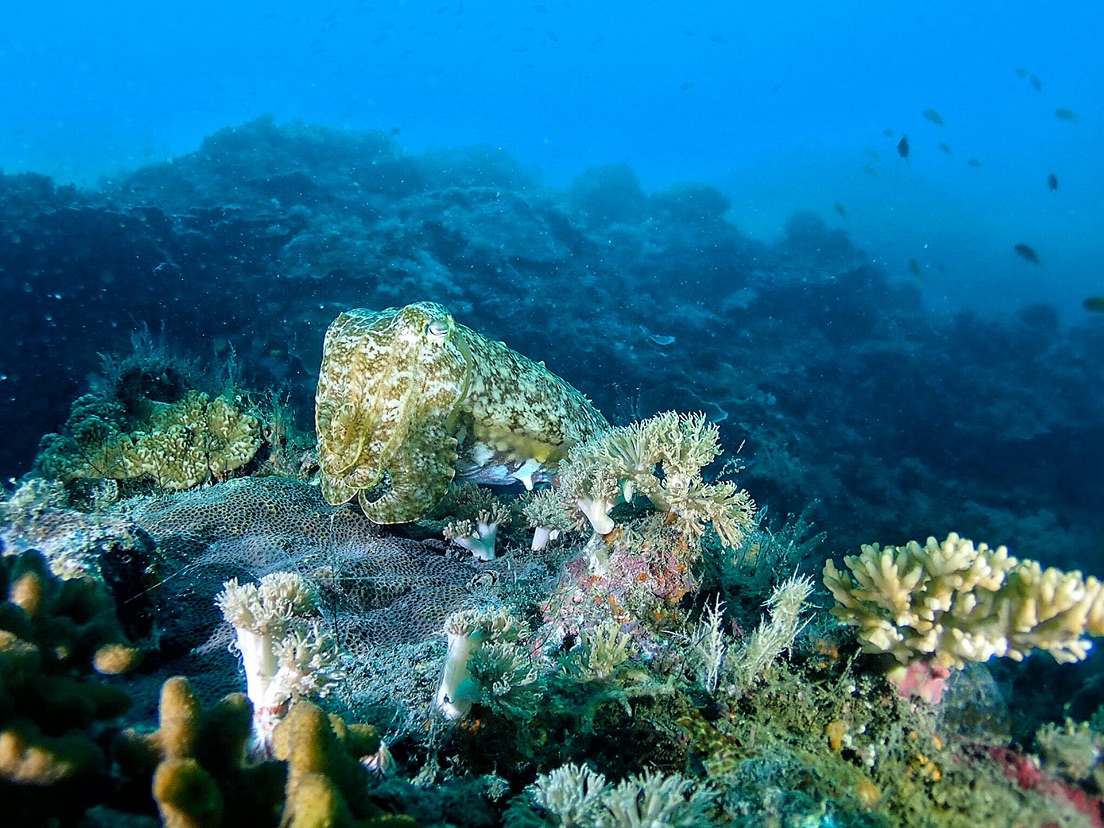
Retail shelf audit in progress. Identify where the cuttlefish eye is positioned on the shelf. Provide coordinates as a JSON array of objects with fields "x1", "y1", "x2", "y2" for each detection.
[{"x1": 424, "y1": 318, "x2": 451, "y2": 343}]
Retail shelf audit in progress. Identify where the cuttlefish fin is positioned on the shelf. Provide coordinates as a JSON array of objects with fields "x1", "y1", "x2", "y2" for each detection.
[
  {"x1": 320, "y1": 472, "x2": 358, "y2": 507},
  {"x1": 359, "y1": 424, "x2": 459, "y2": 523}
]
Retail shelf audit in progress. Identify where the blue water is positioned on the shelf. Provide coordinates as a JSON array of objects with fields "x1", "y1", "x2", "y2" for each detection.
[{"x1": 3, "y1": 1, "x2": 1102, "y2": 317}]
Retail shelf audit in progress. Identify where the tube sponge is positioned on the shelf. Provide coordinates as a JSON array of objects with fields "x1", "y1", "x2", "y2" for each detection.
[{"x1": 823, "y1": 532, "x2": 1104, "y2": 669}]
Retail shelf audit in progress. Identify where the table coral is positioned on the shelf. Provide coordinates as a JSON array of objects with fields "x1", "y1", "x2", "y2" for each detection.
[
  {"x1": 823, "y1": 532, "x2": 1104, "y2": 670},
  {"x1": 315, "y1": 301, "x2": 608, "y2": 523}
]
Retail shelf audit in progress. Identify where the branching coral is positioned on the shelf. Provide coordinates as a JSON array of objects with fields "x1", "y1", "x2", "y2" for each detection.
[{"x1": 823, "y1": 532, "x2": 1104, "y2": 671}]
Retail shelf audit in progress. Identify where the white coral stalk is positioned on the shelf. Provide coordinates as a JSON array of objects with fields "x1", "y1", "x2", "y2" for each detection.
[
  {"x1": 215, "y1": 573, "x2": 336, "y2": 756},
  {"x1": 444, "y1": 505, "x2": 508, "y2": 561},
  {"x1": 436, "y1": 610, "x2": 491, "y2": 719}
]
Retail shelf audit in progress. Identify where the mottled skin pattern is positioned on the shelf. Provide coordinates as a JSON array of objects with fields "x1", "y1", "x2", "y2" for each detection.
[{"x1": 316, "y1": 302, "x2": 608, "y2": 523}]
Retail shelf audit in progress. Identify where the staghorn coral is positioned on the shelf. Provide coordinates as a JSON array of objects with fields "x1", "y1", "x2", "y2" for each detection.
[
  {"x1": 315, "y1": 301, "x2": 608, "y2": 524},
  {"x1": 0, "y1": 550, "x2": 139, "y2": 824},
  {"x1": 553, "y1": 412, "x2": 755, "y2": 550},
  {"x1": 823, "y1": 532, "x2": 1104, "y2": 672},
  {"x1": 37, "y1": 390, "x2": 263, "y2": 492}
]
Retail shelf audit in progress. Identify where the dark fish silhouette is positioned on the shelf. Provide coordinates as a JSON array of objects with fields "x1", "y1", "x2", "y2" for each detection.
[
  {"x1": 834, "y1": 203, "x2": 847, "y2": 218},
  {"x1": 1030, "y1": 75, "x2": 1042, "y2": 92},
  {"x1": 861, "y1": 165, "x2": 880, "y2": 178},
  {"x1": 908, "y1": 259, "x2": 922, "y2": 279},
  {"x1": 1047, "y1": 173, "x2": 1058, "y2": 193},
  {"x1": 1054, "y1": 108, "x2": 1079, "y2": 122},
  {"x1": 1082, "y1": 297, "x2": 1104, "y2": 313},
  {"x1": 679, "y1": 81, "x2": 694, "y2": 91},
  {"x1": 939, "y1": 142, "x2": 952, "y2": 155},
  {"x1": 882, "y1": 128, "x2": 894, "y2": 137},
  {"x1": 897, "y1": 135, "x2": 910, "y2": 162},
  {"x1": 1013, "y1": 244, "x2": 1040, "y2": 264},
  {"x1": 1014, "y1": 67, "x2": 1029, "y2": 79},
  {"x1": 922, "y1": 109, "x2": 944, "y2": 126},
  {"x1": 966, "y1": 158, "x2": 983, "y2": 168}
]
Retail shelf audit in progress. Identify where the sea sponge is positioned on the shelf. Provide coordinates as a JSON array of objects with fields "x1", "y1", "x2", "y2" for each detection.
[
  {"x1": 823, "y1": 532, "x2": 1104, "y2": 670},
  {"x1": 0, "y1": 550, "x2": 138, "y2": 822}
]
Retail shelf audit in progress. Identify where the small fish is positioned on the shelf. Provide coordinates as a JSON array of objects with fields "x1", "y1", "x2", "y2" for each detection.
[
  {"x1": 533, "y1": 3, "x2": 548, "y2": 11},
  {"x1": 1047, "y1": 173, "x2": 1058, "y2": 193},
  {"x1": 679, "y1": 81, "x2": 694, "y2": 91},
  {"x1": 861, "y1": 164, "x2": 880, "y2": 178},
  {"x1": 896, "y1": 135, "x2": 910, "y2": 162},
  {"x1": 908, "y1": 259, "x2": 922, "y2": 279},
  {"x1": 1030, "y1": 75, "x2": 1042, "y2": 92},
  {"x1": 709, "y1": 34, "x2": 727, "y2": 44},
  {"x1": 966, "y1": 158, "x2": 983, "y2": 168},
  {"x1": 1082, "y1": 296, "x2": 1104, "y2": 313},
  {"x1": 1014, "y1": 67, "x2": 1029, "y2": 79},
  {"x1": 882, "y1": 128, "x2": 894, "y2": 137},
  {"x1": 834, "y1": 203, "x2": 848, "y2": 219},
  {"x1": 1054, "y1": 107, "x2": 1079, "y2": 122},
  {"x1": 939, "y1": 142, "x2": 953, "y2": 155},
  {"x1": 1013, "y1": 244, "x2": 1039, "y2": 264},
  {"x1": 922, "y1": 108, "x2": 945, "y2": 126}
]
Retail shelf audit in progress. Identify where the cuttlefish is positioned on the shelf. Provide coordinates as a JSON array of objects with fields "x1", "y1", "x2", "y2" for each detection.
[{"x1": 316, "y1": 302, "x2": 609, "y2": 523}]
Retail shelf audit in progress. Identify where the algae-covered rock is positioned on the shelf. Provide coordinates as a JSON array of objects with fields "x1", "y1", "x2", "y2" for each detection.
[{"x1": 37, "y1": 390, "x2": 263, "y2": 492}]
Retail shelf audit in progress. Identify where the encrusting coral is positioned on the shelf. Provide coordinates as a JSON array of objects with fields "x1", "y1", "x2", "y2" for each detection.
[
  {"x1": 37, "y1": 389, "x2": 263, "y2": 492},
  {"x1": 823, "y1": 533, "x2": 1104, "y2": 677},
  {"x1": 315, "y1": 301, "x2": 608, "y2": 524}
]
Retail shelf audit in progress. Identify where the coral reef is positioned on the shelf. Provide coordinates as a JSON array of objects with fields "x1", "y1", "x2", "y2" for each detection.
[
  {"x1": 0, "y1": 550, "x2": 139, "y2": 824},
  {"x1": 315, "y1": 302, "x2": 608, "y2": 523},
  {"x1": 823, "y1": 533, "x2": 1104, "y2": 673},
  {"x1": 37, "y1": 389, "x2": 263, "y2": 492},
  {"x1": 114, "y1": 675, "x2": 415, "y2": 827},
  {"x1": 551, "y1": 411, "x2": 756, "y2": 550}
]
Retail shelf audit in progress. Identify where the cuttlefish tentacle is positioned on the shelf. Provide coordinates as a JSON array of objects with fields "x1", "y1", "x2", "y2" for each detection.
[{"x1": 316, "y1": 301, "x2": 607, "y2": 524}]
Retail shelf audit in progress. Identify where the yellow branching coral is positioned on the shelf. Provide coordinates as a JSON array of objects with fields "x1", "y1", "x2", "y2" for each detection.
[{"x1": 823, "y1": 532, "x2": 1104, "y2": 669}]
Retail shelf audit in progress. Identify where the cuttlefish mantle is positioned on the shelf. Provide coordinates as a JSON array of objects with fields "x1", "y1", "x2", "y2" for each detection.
[{"x1": 315, "y1": 301, "x2": 609, "y2": 523}]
